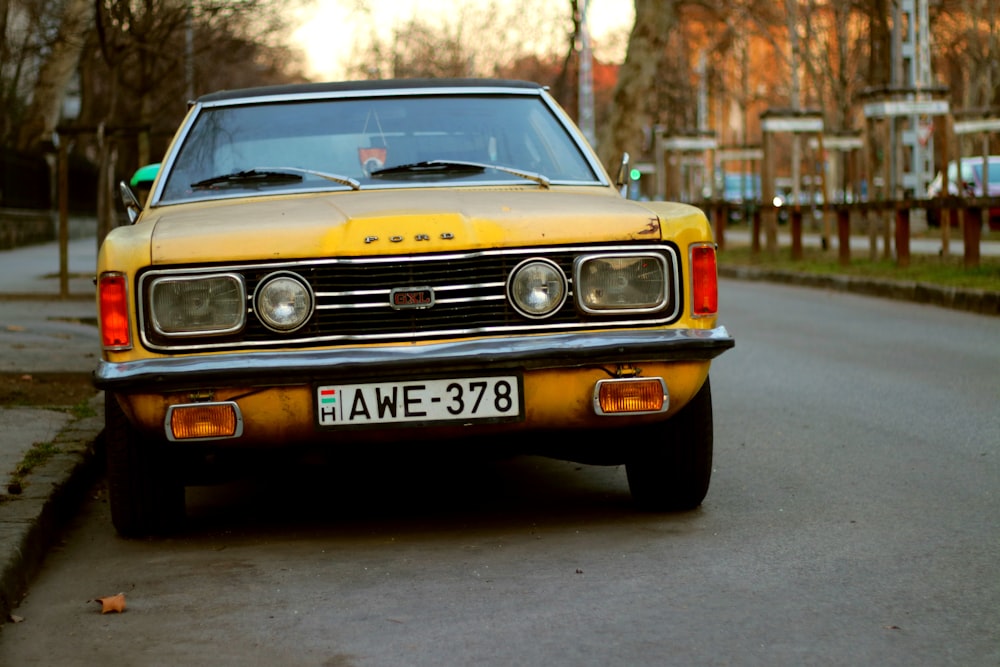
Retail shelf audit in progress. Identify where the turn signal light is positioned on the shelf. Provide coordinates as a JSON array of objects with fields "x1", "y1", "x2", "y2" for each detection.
[
  {"x1": 166, "y1": 402, "x2": 243, "y2": 441},
  {"x1": 594, "y1": 378, "x2": 668, "y2": 415},
  {"x1": 99, "y1": 272, "x2": 131, "y2": 350},
  {"x1": 691, "y1": 244, "x2": 719, "y2": 317}
]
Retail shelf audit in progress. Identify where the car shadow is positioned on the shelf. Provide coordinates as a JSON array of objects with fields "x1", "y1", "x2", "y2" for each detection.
[{"x1": 171, "y1": 449, "x2": 704, "y2": 542}]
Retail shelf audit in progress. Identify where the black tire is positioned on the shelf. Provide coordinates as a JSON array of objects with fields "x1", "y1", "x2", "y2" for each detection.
[
  {"x1": 105, "y1": 394, "x2": 185, "y2": 537},
  {"x1": 625, "y1": 377, "x2": 713, "y2": 511}
]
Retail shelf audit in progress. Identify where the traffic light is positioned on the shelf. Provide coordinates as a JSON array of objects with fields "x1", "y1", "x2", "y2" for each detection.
[{"x1": 629, "y1": 168, "x2": 641, "y2": 181}]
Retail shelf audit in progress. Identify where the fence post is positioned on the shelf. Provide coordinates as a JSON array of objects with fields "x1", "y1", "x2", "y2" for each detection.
[
  {"x1": 895, "y1": 205, "x2": 910, "y2": 268},
  {"x1": 58, "y1": 141, "x2": 70, "y2": 298},
  {"x1": 837, "y1": 207, "x2": 851, "y2": 266},
  {"x1": 963, "y1": 206, "x2": 981, "y2": 268},
  {"x1": 751, "y1": 207, "x2": 762, "y2": 256},
  {"x1": 714, "y1": 203, "x2": 727, "y2": 251},
  {"x1": 790, "y1": 207, "x2": 803, "y2": 260}
]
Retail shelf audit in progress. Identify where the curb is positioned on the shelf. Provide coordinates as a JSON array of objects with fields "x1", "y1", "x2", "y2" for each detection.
[
  {"x1": 719, "y1": 265, "x2": 1000, "y2": 317},
  {"x1": 0, "y1": 392, "x2": 105, "y2": 621}
]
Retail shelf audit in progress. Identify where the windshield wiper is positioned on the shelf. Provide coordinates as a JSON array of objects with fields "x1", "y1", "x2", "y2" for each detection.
[
  {"x1": 371, "y1": 160, "x2": 550, "y2": 189},
  {"x1": 191, "y1": 167, "x2": 361, "y2": 191}
]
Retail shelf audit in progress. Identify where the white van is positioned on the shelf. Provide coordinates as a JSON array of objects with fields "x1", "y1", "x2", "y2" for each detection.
[{"x1": 926, "y1": 156, "x2": 1000, "y2": 229}]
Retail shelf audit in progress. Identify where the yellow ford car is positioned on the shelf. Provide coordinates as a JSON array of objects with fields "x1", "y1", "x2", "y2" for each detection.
[{"x1": 96, "y1": 79, "x2": 734, "y2": 536}]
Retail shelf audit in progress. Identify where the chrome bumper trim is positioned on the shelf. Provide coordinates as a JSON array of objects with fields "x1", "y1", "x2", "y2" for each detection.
[{"x1": 95, "y1": 327, "x2": 734, "y2": 392}]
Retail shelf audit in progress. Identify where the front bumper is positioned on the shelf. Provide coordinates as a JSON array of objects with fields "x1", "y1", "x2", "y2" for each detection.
[{"x1": 94, "y1": 327, "x2": 734, "y2": 392}]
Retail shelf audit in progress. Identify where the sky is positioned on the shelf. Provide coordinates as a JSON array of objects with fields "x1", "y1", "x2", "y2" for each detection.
[{"x1": 292, "y1": 0, "x2": 634, "y2": 81}]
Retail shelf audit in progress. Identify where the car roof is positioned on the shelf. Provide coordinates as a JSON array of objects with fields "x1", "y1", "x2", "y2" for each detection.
[
  {"x1": 195, "y1": 78, "x2": 544, "y2": 104},
  {"x1": 957, "y1": 155, "x2": 1000, "y2": 163}
]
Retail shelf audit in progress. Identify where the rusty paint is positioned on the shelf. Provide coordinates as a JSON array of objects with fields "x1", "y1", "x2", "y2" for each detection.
[{"x1": 639, "y1": 218, "x2": 660, "y2": 235}]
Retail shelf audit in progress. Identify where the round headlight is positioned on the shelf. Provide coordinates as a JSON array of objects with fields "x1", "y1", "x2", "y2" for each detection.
[
  {"x1": 254, "y1": 273, "x2": 313, "y2": 332},
  {"x1": 507, "y1": 259, "x2": 567, "y2": 319}
]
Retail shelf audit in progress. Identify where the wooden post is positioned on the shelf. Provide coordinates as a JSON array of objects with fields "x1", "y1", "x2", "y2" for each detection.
[
  {"x1": 882, "y1": 119, "x2": 893, "y2": 260},
  {"x1": 865, "y1": 117, "x2": 879, "y2": 261},
  {"x1": 762, "y1": 129, "x2": 778, "y2": 256},
  {"x1": 751, "y1": 207, "x2": 762, "y2": 255},
  {"x1": 963, "y1": 206, "x2": 981, "y2": 268},
  {"x1": 714, "y1": 204, "x2": 727, "y2": 251},
  {"x1": 895, "y1": 206, "x2": 910, "y2": 268},
  {"x1": 817, "y1": 132, "x2": 831, "y2": 250},
  {"x1": 837, "y1": 207, "x2": 851, "y2": 266},
  {"x1": 940, "y1": 114, "x2": 951, "y2": 257},
  {"x1": 790, "y1": 208, "x2": 803, "y2": 260},
  {"x1": 58, "y1": 140, "x2": 70, "y2": 298}
]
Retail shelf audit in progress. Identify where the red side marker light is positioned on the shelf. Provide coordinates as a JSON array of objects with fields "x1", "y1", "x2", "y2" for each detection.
[
  {"x1": 99, "y1": 272, "x2": 132, "y2": 350},
  {"x1": 691, "y1": 244, "x2": 719, "y2": 317}
]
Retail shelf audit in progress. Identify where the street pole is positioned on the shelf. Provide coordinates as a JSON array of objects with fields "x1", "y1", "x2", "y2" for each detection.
[{"x1": 578, "y1": 0, "x2": 595, "y2": 148}]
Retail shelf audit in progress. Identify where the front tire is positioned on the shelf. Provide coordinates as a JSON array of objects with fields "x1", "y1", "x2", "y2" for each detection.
[
  {"x1": 105, "y1": 394, "x2": 185, "y2": 537},
  {"x1": 625, "y1": 377, "x2": 713, "y2": 511}
]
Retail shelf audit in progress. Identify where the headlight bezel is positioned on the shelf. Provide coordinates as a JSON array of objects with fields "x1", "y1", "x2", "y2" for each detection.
[
  {"x1": 506, "y1": 257, "x2": 569, "y2": 319},
  {"x1": 573, "y1": 252, "x2": 670, "y2": 314},
  {"x1": 253, "y1": 271, "x2": 315, "y2": 333},
  {"x1": 147, "y1": 272, "x2": 247, "y2": 337}
]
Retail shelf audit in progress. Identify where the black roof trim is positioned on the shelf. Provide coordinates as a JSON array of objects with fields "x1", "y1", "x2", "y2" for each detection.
[{"x1": 196, "y1": 78, "x2": 543, "y2": 104}]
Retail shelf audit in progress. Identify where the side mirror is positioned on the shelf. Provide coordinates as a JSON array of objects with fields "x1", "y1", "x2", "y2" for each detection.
[
  {"x1": 119, "y1": 182, "x2": 142, "y2": 223},
  {"x1": 616, "y1": 152, "x2": 631, "y2": 197},
  {"x1": 119, "y1": 163, "x2": 161, "y2": 223}
]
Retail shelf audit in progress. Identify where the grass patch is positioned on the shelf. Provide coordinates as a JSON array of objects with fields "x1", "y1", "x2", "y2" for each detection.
[
  {"x1": 15, "y1": 441, "x2": 61, "y2": 476},
  {"x1": 719, "y1": 244, "x2": 1000, "y2": 292},
  {"x1": 69, "y1": 397, "x2": 97, "y2": 420},
  {"x1": 5, "y1": 441, "x2": 62, "y2": 495}
]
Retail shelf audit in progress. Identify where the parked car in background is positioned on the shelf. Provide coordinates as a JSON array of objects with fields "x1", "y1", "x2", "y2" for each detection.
[
  {"x1": 96, "y1": 79, "x2": 734, "y2": 536},
  {"x1": 721, "y1": 171, "x2": 761, "y2": 222},
  {"x1": 926, "y1": 155, "x2": 1000, "y2": 229}
]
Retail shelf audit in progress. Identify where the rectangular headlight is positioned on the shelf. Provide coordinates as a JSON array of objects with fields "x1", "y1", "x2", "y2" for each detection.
[
  {"x1": 574, "y1": 253, "x2": 668, "y2": 313},
  {"x1": 149, "y1": 273, "x2": 246, "y2": 336}
]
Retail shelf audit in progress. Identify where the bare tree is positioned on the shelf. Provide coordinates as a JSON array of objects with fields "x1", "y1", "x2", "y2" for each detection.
[
  {"x1": 934, "y1": 0, "x2": 1000, "y2": 110},
  {"x1": 341, "y1": 0, "x2": 567, "y2": 80},
  {"x1": 596, "y1": 0, "x2": 678, "y2": 172},
  {"x1": 14, "y1": 0, "x2": 92, "y2": 152}
]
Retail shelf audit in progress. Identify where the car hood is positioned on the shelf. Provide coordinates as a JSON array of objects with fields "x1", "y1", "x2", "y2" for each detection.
[{"x1": 145, "y1": 188, "x2": 691, "y2": 265}]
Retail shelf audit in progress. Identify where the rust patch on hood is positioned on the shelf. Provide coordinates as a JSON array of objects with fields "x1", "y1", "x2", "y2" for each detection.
[{"x1": 639, "y1": 217, "x2": 661, "y2": 235}]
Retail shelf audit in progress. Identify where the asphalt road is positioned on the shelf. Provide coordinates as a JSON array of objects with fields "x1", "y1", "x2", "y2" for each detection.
[{"x1": 0, "y1": 279, "x2": 997, "y2": 666}]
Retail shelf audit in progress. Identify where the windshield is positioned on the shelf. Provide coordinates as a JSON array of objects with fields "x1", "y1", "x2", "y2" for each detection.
[{"x1": 159, "y1": 94, "x2": 599, "y2": 203}]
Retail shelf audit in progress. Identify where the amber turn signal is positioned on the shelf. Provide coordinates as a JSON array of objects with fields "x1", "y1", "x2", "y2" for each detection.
[
  {"x1": 593, "y1": 378, "x2": 668, "y2": 416},
  {"x1": 166, "y1": 402, "x2": 243, "y2": 441}
]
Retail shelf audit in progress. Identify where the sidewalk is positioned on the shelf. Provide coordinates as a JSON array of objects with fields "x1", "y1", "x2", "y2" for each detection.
[
  {"x1": 0, "y1": 235, "x2": 105, "y2": 621},
  {"x1": 720, "y1": 226, "x2": 1000, "y2": 257},
  {"x1": 718, "y1": 227, "x2": 1000, "y2": 316}
]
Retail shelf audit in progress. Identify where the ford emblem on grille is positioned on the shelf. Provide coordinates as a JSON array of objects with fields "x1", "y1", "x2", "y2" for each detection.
[{"x1": 390, "y1": 286, "x2": 435, "y2": 310}]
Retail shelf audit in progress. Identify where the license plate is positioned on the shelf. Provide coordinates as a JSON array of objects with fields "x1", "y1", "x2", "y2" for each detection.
[{"x1": 316, "y1": 375, "x2": 522, "y2": 428}]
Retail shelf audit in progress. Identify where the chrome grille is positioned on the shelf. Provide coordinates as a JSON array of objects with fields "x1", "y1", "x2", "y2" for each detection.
[{"x1": 139, "y1": 244, "x2": 681, "y2": 351}]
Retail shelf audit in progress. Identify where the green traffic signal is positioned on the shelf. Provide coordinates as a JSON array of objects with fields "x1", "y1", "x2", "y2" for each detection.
[{"x1": 629, "y1": 168, "x2": 641, "y2": 181}]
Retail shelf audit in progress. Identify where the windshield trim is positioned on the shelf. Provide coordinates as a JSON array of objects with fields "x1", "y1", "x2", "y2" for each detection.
[
  {"x1": 158, "y1": 179, "x2": 608, "y2": 207},
  {"x1": 147, "y1": 84, "x2": 609, "y2": 208}
]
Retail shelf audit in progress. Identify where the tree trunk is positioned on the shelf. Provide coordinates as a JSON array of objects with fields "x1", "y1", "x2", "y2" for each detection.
[
  {"x1": 867, "y1": 0, "x2": 891, "y2": 89},
  {"x1": 15, "y1": 0, "x2": 93, "y2": 152},
  {"x1": 596, "y1": 0, "x2": 677, "y2": 173}
]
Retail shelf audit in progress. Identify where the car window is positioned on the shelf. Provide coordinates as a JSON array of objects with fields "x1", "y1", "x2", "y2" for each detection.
[
  {"x1": 971, "y1": 162, "x2": 1000, "y2": 185},
  {"x1": 160, "y1": 94, "x2": 599, "y2": 203}
]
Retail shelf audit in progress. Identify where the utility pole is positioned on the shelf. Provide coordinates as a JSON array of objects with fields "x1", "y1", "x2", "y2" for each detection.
[
  {"x1": 787, "y1": 0, "x2": 802, "y2": 210},
  {"x1": 894, "y1": 0, "x2": 936, "y2": 199},
  {"x1": 578, "y1": 0, "x2": 596, "y2": 148},
  {"x1": 185, "y1": 2, "x2": 195, "y2": 101}
]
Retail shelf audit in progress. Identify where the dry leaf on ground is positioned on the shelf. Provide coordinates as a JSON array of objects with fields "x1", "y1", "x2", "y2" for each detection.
[{"x1": 93, "y1": 593, "x2": 126, "y2": 614}]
